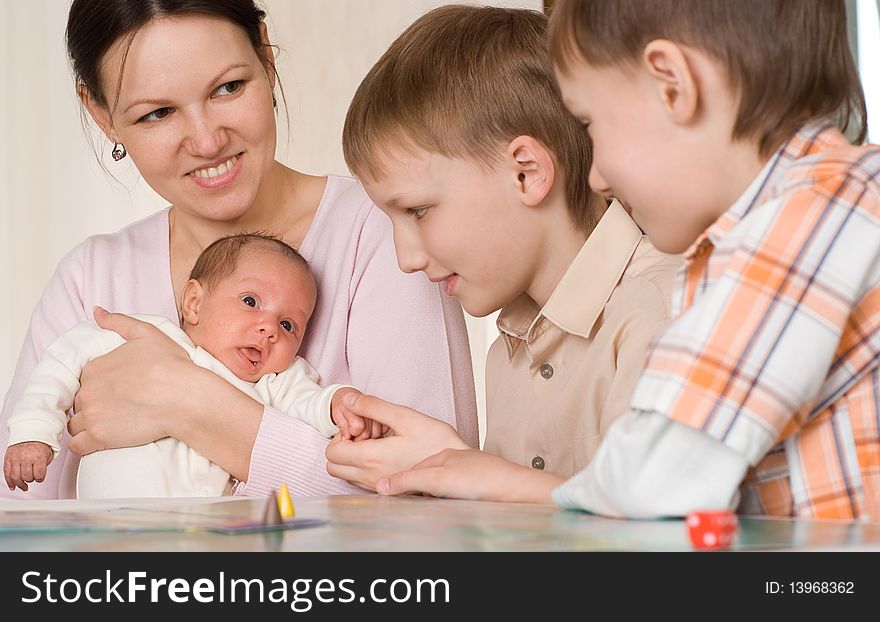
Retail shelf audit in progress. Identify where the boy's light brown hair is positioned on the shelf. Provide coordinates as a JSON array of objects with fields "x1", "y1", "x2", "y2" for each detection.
[
  {"x1": 548, "y1": 0, "x2": 867, "y2": 158},
  {"x1": 343, "y1": 5, "x2": 603, "y2": 234},
  {"x1": 189, "y1": 233, "x2": 310, "y2": 291}
]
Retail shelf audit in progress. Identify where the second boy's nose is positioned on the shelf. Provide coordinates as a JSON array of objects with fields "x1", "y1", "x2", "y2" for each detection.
[{"x1": 588, "y1": 163, "x2": 613, "y2": 198}]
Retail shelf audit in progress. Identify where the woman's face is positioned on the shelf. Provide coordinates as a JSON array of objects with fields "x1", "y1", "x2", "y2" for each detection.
[{"x1": 94, "y1": 15, "x2": 277, "y2": 222}]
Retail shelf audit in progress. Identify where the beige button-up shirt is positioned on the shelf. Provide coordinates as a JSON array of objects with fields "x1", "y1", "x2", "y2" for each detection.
[{"x1": 483, "y1": 201, "x2": 680, "y2": 477}]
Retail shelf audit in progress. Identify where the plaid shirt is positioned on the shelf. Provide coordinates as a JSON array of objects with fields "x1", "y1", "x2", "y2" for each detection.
[{"x1": 628, "y1": 122, "x2": 880, "y2": 520}]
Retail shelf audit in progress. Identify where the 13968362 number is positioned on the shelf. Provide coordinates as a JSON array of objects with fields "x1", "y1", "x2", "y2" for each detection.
[{"x1": 790, "y1": 581, "x2": 854, "y2": 594}]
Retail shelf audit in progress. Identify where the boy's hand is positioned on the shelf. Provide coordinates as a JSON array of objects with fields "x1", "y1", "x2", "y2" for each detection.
[
  {"x1": 3, "y1": 441, "x2": 54, "y2": 492},
  {"x1": 331, "y1": 388, "x2": 387, "y2": 440}
]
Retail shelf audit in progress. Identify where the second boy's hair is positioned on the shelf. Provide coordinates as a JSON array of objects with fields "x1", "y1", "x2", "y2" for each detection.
[
  {"x1": 189, "y1": 233, "x2": 309, "y2": 290},
  {"x1": 343, "y1": 5, "x2": 602, "y2": 233},
  {"x1": 548, "y1": 0, "x2": 867, "y2": 158}
]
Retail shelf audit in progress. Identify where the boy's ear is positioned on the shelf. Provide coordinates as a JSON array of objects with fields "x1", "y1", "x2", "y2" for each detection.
[
  {"x1": 180, "y1": 279, "x2": 204, "y2": 327},
  {"x1": 508, "y1": 135, "x2": 555, "y2": 207},
  {"x1": 641, "y1": 39, "x2": 698, "y2": 125},
  {"x1": 258, "y1": 21, "x2": 277, "y2": 90},
  {"x1": 78, "y1": 85, "x2": 119, "y2": 143}
]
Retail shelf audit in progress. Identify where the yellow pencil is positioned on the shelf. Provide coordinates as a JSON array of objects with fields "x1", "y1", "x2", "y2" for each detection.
[{"x1": 277, "y1": 483, "x2": 295, "y2": 520}]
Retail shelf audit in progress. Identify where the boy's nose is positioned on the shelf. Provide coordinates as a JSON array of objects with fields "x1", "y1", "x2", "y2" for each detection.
[
  {"x1": 588, "y1": 163, "x2": 613, "y2": 198},
  {"x1": 393, "y1": 230, "x2": 429, "y2": 274}
]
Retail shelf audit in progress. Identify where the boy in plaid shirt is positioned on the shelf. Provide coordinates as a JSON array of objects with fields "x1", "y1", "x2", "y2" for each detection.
[{"x1": 545, "y1": 0, "x2": 880, "y2": 520}]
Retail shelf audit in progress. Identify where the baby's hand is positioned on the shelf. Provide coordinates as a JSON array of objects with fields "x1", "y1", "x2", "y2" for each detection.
[
  {"x1": 331, "y1": 388, "x2": 389, "y2": 441},
  {"x1": 3, "y1": 441, "x2": 54, "y2": 492}
]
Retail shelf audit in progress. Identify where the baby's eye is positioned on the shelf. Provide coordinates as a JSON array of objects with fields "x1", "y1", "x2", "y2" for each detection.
[
  {"x1": 280, "y1": 320, "x2": 295, "y2": 333},
  {"x1": 408, "y1": 207, "x2": 428, "y2": 220},
  {"x1": 242, "y1": 295, "x2": 257, "y2": 307}
]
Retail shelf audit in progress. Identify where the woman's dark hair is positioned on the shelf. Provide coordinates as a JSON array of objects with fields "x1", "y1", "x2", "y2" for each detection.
[{"x1": 66, "y1": 0, "x2": 271, "y2": 108}]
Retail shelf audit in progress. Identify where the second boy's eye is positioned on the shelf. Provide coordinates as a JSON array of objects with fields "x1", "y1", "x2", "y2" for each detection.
[
  {"x1": 242, "y1": 295, "x2": 257, "y2": 307},
  {"x1": 280, "y1": 320, "x2": 295, "y2": 334},
  {"x1": 408, "y1": 207, "x2": 429, "y2": 220}
]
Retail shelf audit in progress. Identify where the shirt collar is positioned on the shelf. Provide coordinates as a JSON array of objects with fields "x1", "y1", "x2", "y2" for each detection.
[{"x1": 497, "y1": 200, "x2": 643, "y2": 358}]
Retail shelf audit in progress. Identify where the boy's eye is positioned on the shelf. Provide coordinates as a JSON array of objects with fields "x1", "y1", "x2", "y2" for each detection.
[
  {"x1": 139, "y1": 107, "x2": 173, "y2": 123},
  {"x1": 280, "y1": 320, "x2": 295, "y2": 334},
  {"x1": 214, "y1": 80, "x2": 244, "y2": 97},
  {"x1": 408, "y1": 207, "x2": 429, "y2": 220},
  {"x1": 242, "y1": 295, "x2": 257, "y2": 307}
]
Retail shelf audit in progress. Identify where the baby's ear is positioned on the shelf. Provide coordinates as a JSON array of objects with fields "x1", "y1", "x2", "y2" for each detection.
[{"x1": 180, "y1": 279, "x2": 204, "y2": 326}]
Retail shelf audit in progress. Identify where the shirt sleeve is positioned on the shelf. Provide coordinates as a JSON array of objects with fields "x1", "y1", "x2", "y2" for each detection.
[
  {"x1": 552, "y1": 411, "x2": 749, "y2": 518},
  {"x1": 7, "y1": 322, "x2": 123, "y2": 454},
  {"x1": 234, "y1": 407, "x2": 364, "y2": 496}
]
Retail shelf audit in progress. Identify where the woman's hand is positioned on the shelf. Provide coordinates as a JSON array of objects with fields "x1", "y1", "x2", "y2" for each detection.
[
  {"x1": 67, "y1": 308, "x2": 194, "y2": 455},
  {"x1": 325, "y1": 393, "x2": 468, "y2": 490},
  {"x1": 375, "y1": 448, "x2": 565, "y2": 504}
]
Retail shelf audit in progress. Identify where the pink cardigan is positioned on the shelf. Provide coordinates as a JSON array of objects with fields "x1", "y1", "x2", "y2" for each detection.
[{"x1": 1, "y1": 175, "x2": 478, "y2": 499}]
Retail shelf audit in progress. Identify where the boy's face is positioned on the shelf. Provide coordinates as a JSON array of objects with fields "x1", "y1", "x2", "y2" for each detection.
[
  {"x1": 555, "y1": 56, "x2": 727, "y2": 254},
  {"x1": 184, "y1": 251, "x2": 316, "y2": 382},
  {"x1": 362, "y1": 145, "x2": 543, "y2": 317}
]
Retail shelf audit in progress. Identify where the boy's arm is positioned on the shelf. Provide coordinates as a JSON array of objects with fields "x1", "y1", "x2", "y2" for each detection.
[
  {"x1": 7, "y1": 322, "x2": 123, "y2": 454},
  {"x1": 258, "y1": 358, "x2": 352, "y2": 437},
  {"x1": 552, "y1": 410, "x2": 748, "y2": 518}
]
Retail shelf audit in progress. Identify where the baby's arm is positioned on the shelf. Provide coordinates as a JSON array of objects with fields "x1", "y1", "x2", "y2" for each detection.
[
  {"x1": 6, "y1": 321, "x2": 124, "y2": 458},
  {"x1": 260, "y1": 358, "x2": 374, "y2": 439},
  {"x1": 3, "y1": 441, "x2": 54, "y2": 492}
]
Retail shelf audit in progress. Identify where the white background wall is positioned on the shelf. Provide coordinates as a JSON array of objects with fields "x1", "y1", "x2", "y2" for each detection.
[
  {"x1": 0, "y1": 1, "x2": 877, "y2": 439},
  {"x1": 0, "y1": 0, "x2": 541, "y2": 439}
]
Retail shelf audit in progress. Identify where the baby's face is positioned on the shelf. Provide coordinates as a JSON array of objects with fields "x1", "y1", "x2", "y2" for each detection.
[{"x1": 188, "y1": 251, "x2": 317, "y2": 382}]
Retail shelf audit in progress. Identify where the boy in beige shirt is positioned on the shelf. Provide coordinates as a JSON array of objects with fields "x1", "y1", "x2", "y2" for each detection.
[{"x1": 325, "y1": 5, "x2": 679, "y2": 497}]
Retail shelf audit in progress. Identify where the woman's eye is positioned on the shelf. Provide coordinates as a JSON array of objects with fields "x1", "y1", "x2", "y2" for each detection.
[
  {"x1": 139, "y1": 107, "x2": 173, "y2": 123},
  {"x1": 214, "y1": 80, "x2": 244, "y2": 97},
  {"x1": 408, "y1": 207, "x2": 429, "y2": 220},
  {"x1": 280, "y1": 320, "x2": 295, "y2": 334},
  {"x1": 242, "y1": 296, "x2": 257, "y2": 307}
]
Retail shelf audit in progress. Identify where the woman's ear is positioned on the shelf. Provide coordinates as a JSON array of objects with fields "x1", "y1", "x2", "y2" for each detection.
[
  {"x1": 258, "y1": 21, "x2": 277, "y2": 90},
  {"x1": 641, "y1": 39, "x2": 699, "y2": 125},
  {"x1": 180, "y1": 279, "x2": 204, "y2": 327},
  {"x1": 508, "y1": 135, "x2": 555, "y2": 207},
  {"x1": 78, "y1": 85, "x2": 118, "y2": 143}
]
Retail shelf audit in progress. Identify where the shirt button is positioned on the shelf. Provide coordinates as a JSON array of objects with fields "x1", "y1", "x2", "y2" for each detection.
[
  {"x1": 531, "y1": 456, "x2": 545, "y2": 470},
  {"x1": 539, "y1": 363, "x2": 554, "y2": 379}
]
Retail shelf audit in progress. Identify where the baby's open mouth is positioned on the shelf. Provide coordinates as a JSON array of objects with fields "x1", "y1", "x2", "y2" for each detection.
[{"x1": 239, "y1": 347, "x2": 263, "y2": 368}]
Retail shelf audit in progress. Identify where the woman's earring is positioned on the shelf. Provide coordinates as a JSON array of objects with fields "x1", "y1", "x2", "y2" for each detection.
[
  {"x1": 272, "y1": 92, "x2": 277, "y2": 109},
  {"x1": 111, "y1": 143, "x2": 127, "y2": 161}
]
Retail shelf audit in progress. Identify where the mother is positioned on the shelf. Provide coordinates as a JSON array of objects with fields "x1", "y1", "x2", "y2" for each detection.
[{"x1": 0, "y1": 0, "x2": 477, "y2": 498}]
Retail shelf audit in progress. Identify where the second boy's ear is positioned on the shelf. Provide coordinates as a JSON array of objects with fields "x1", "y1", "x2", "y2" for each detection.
[
  {"x1": 180, "y1": 279, "x2": 204, "y2": 327},
  {"x1": 508, "y1": 136, "x2": 555, "y2": 207},
  {"x1": 641, "y1": 39, "x2": 699, "y2": 125}
]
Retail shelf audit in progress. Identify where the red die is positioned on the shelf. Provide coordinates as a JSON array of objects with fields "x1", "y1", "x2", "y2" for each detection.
[{"x1": 685, "y1": 510, "x2": 738, "y2": 550}]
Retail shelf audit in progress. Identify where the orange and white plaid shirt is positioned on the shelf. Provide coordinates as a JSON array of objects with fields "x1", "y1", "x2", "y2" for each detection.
[{"x1": 628, "y1": 122, "x2": 880, "y2": 520}]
